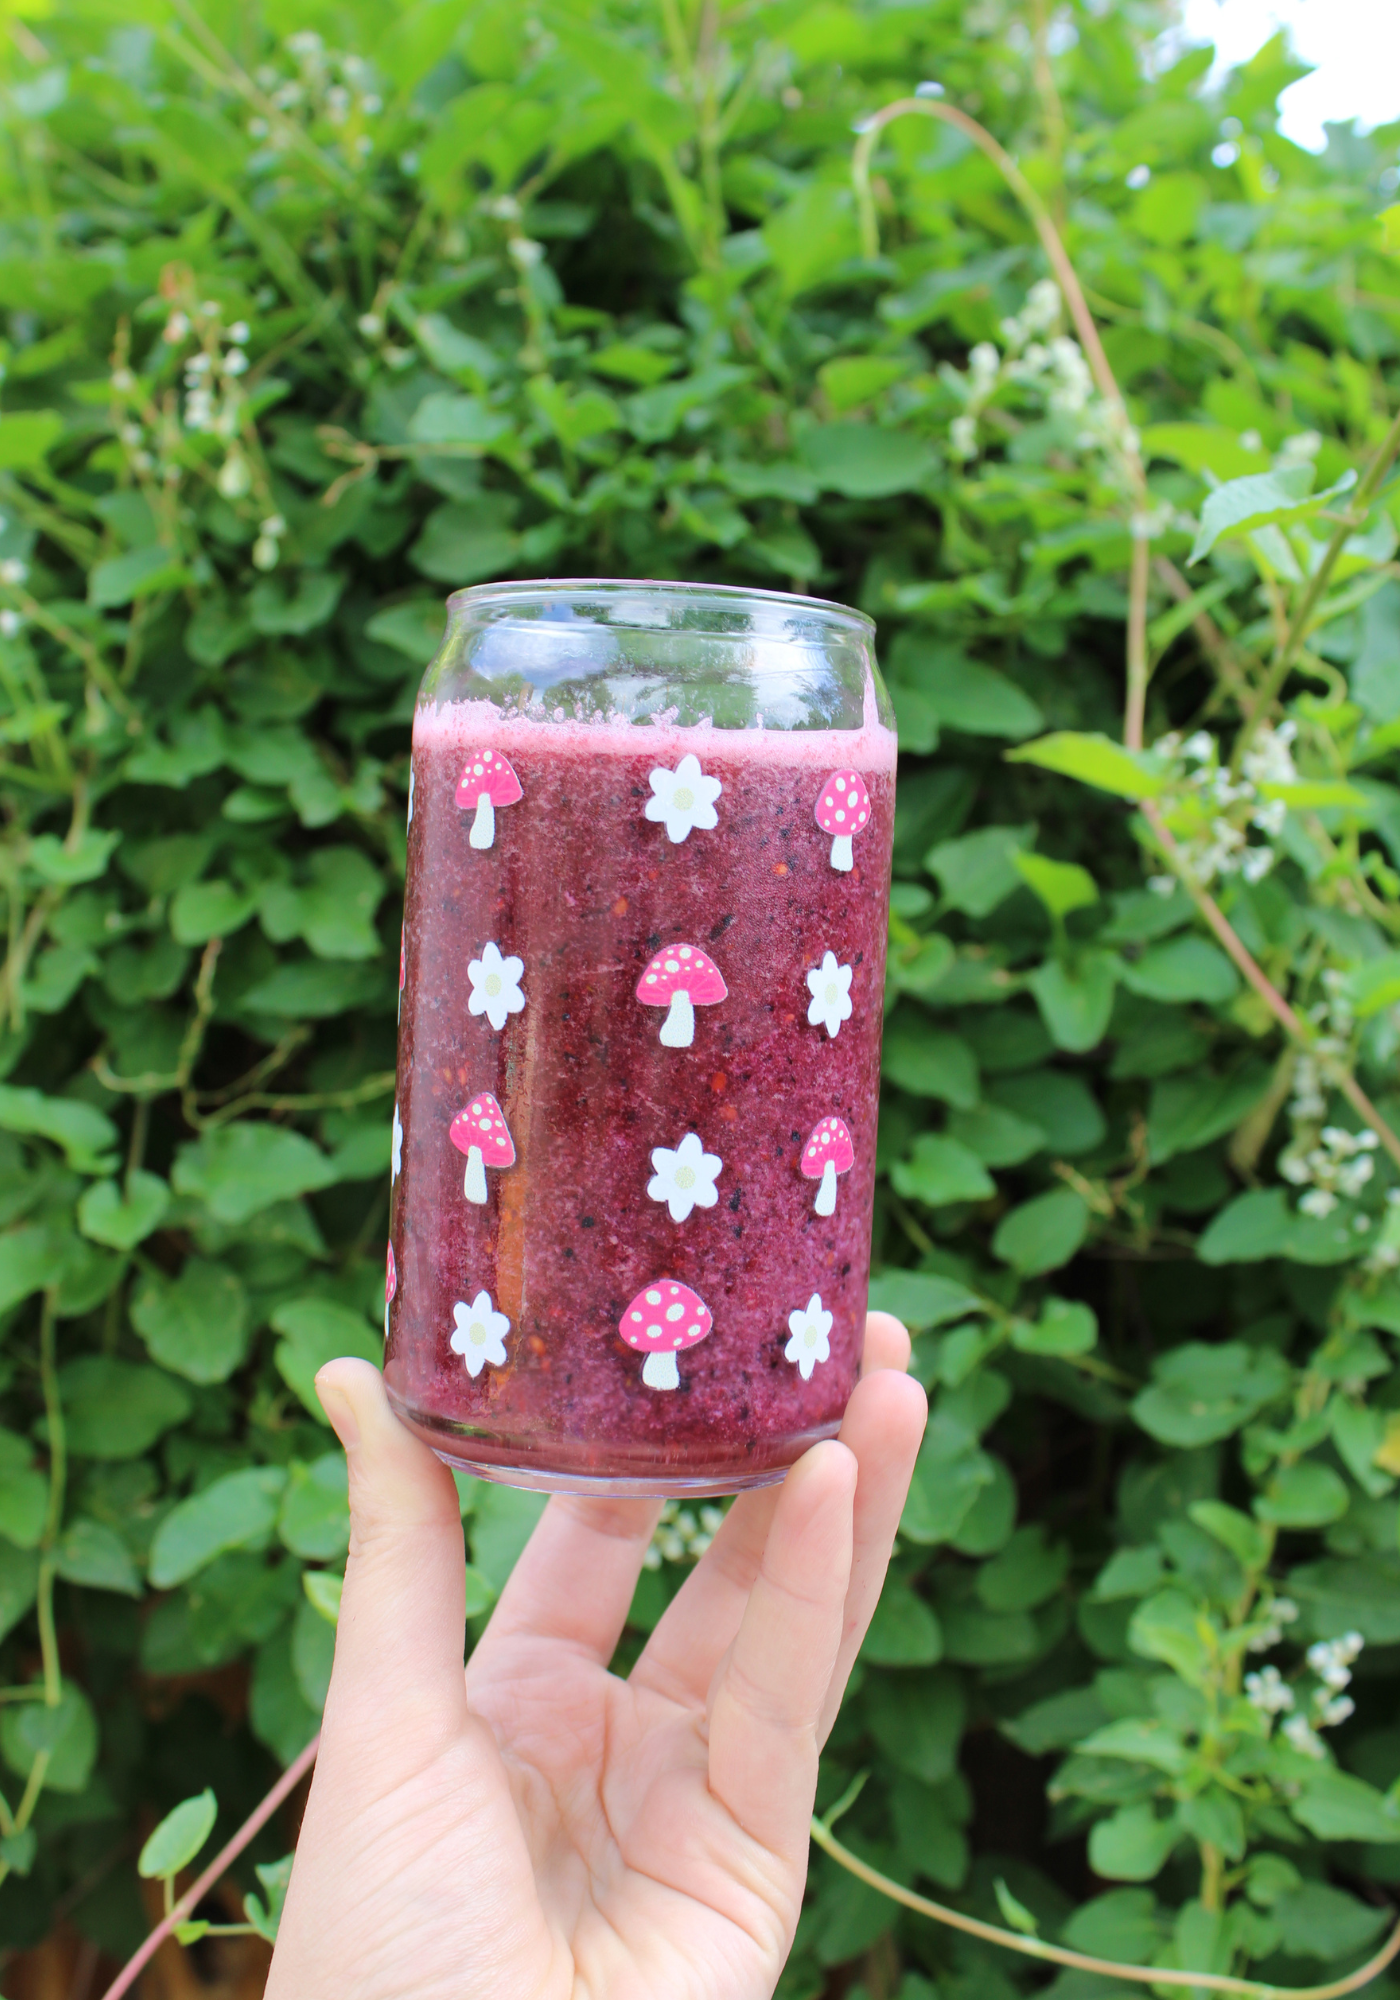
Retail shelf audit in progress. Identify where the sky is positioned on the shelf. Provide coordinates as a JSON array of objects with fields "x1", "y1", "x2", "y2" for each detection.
[{"x1": 1176, "y1": 0, "x2": 1400, "y2": 152}]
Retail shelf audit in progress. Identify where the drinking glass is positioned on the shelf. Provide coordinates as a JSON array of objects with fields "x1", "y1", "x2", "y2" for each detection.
[{"x1": 385, "y1": 579, "x2": 896, "y2": 1495}]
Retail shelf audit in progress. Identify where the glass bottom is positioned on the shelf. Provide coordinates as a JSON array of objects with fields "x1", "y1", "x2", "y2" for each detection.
[{"x1": 387, "y1": 1388, "x2": 834, "y2": 1497}]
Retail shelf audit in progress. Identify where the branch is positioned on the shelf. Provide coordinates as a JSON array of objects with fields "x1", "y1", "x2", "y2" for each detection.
[
  {"x1": 99, "y1": 1732, "x2": 320, "y2": 2000},
  {"x1": 811, "y1": 1817, "x2": 1400, "y2": 2000}
]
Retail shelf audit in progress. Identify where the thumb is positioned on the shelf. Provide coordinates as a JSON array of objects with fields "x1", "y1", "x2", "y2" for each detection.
[{"x1": 314, "y1": 1359, "x2": 469, "y2": 1759}]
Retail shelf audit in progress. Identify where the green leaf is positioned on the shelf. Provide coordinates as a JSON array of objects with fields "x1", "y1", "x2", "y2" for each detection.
[
  {"x1": 1006, "y1": 732, "x2": 1166, "y2": 799},
  {"x1": 1128, "y1": 1589, "x2": 1212, "y2": 1683},
  {"x1": 946, "y1": 1103, "x2": 1046, "y2": 1167},
  {"x1": 866, "y1": 1668, "x2": 966, "y2": 1784},
  {"x1": 0, "y1": 1544, "x2": 38, "y2": 1644},
  {"x1": 1121, "y1": 936, "x2": 1238, "y2": 1004},
  {"x1": 249, "y1": 570, "x2": 344, "y2": 636},
  {"x1": 860, "y1": 1582, "x2": 943, "y2": 1666},
  {"x1": 1255, "y1": 1460, "x2": 1350, "y2": 1527},
  {"x1": 239, "y1": 959, "x2": 387, "y2": 1017},
  {"x1": 1196, "y1": 1188, "x2": 1362, "y2": 1265},
  {"x1": 278, "y1": 1453, "x2": 350, "y2": 1561},
  {"x1": 1290, "y1": 1768, "x2": 1400, "y2": 1843},
  {"x1": 925, "y1": 824, "x2": 1034, "y2": 917},
  {"x1": 0, "y1": 409, "x2": 63, "y2": 468},
  {"x1": 0, "y1": 1680, "x2": 98, "y2": 1793},
  {"x1": 977, "y1": 1525, "x2": 1070, "y2": 1610},
  {"x1": 89, "y1": 543, "x2": 191, "y2": 607},
  {"x1": 1345, "y1": 951, "x2": 1400, "y2": 1019},
  {"x1": 407, "y1": 393, "x2": 512, "y2": 448},
  {"x1": 244, "y1": 1853, "x2": 294, "y2": 1943},
  {"x1": 1187, "y1": 1500, "x2": 1270, "y2": 1570},
  {"x1": 0, "y1": 1226, "x2": 57, "y2": 1315},
  {"x1": 901, "y1": 1416, "x2": 996, "y2": 1546},
  {"x1": 1011, "y1": 1298, "x2": 1097, "y2": 1358},
  {"x1": 76, "y1": 1171, "x2": 170, "y2": 1250},
  {"x1": 865, "y1": 1270, "x2": 984, "y2": 1330},
  {"x1": 1272, "y1": 1883, "x2": 1390, "y2": 1961},
  {"x1": 0, "y1": 1084, "x2": 117, "y2": 1172},
  {"x1": 890, "y1": 637, "x2": 1043, "y2": 739},
  {"x1": 130, "y1": 1258, "x2": 250, "y2": 1384},
  {"x1": 27, "y1": 828, "x2": 121, "y2": 885},
  {"x1": 1188, "y1": 464, "x2": 1357, "y2": 563},
  {"x1": 1076, "y1": 1718, "x2": 1191, "y2": 1776},
  {"x1": 52, "y1": 1518, "x2": 141, "y2": 1595},
  {"x1": 365, "y1": 598, "x2": 448, "y2": 663},
  {"x1": 292, "y1": 1591, "x2": 335, "y2": 1710},
  {"x1": 148, "y1": 1466, "x2": 288, "y2": 1589},
  {"x1": 984, "y1": 1069, "x2": 1105, "y2": 1155},
  {"x1": 1014, "y1": 853, "x2": 1099, "y2": 918},
  {"x1": 1131, "y1": 1341, "x2": 1290, "y2": 1445},
  {"x1": 169, "y1": 878, "x2": 260, "y2": 945},
  {"x1": 891, "y1": 1135, "x2": 994, "y2": 1206},
  {"x1": 271, "y1": 1297, "x2": 382, "y2": 1418},
  {"x1": 992, "y1": 1189, "x2": 1090, "y2": 1275},
  {"x1": 1146, "y1": 1064, "x2": 1271, "y2": 1165},
  {"x1": 173, "y1": 1124, "x2": 337, "y2": 1225},
  {"x1": 994, "y1": 1878, "x2": 1039, "y2": 1935},
  {"x1": 303, "y1": 1569, "x2": 343, "y2": 1624},
  {"x1": 137, "y1": 1789, "x2": 217, "y2": 1879},
  {"x1": 57, "y1": 1356, "x2": 192, "y2": 1460},
  {"x1": 880, "y1": 1023, "x2": 980, "y2": 1106},
  {"x1": 1028, "y1": 952, "x2": 1119, "y2": 1053},
  {"x1": 1087, "y1": 1803, "x2": 1180, "y2": 1882},
  {"x1": 798, "y1": 422, "x2": 936, "y2": 498}
]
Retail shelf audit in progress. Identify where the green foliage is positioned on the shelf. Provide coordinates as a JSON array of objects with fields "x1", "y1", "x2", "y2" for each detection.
[{"x1": 0, "y1": 0, "x2": 1399, "y2": 1988}]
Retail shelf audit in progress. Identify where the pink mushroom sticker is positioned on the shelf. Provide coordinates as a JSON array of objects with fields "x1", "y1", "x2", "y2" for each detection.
[
  {"x1": 620, "y1": 1279, "x2": 713, "y2": 1392},
  {"x1": 384, "y1": 1240, "x2": 396, "y2": 1339},
  {"x1": 455, "y1": 748, "x2": 522, "y2": 851},
  {"x1": 815, "y1": 769, "x2": 872, "y2": 872},
  {"x1": 801, "y1": 1115, "x2": 855, "y2": 1217},
  {"x1": 449, "y1": 1092, "x2": 515, "y2": 1205},
  {"x1": 635, "y1": 943, "x2": 728, "y2": 1048}
]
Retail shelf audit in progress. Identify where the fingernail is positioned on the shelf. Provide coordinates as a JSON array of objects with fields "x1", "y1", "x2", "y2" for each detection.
[{"x1": 316, "y1": 1378, "x2": 360, "y2": 1451}]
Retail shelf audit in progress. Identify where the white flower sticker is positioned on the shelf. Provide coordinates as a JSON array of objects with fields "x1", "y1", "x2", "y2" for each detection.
[
  {"x1": 391, "y1": 1102, "x2": 403, "y2": 1182},
  {"x1": 450, "y1": 1289, "x2": 510, "y2": 1378},
  {"x1": 648, "y1": 1131, "x2": 724, "y2": 1222},
  {"x1": 785, "y1": 1292, "x2": 833, "y2": 1381},
  {"x1": 645, "y1": 753, "x2": 722, "y2": 844},
  {"x1": 467, "y1": 940, "x2": 526, "y2": 1032},
  {"x1": 806, "y1": 950, "x2": 853, "y2": 1039}
]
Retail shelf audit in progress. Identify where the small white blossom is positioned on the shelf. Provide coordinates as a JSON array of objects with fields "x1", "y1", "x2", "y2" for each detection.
[
  {"x1": 806, "y1": 951, "x2": 853, "y2": 1039},
  {"x1": 648, "y1": 1130, "x2": 723, "y2": 1222},
  {"x1": 358, "y1": 312, "x2": 384, "y2": 339},
  {"x1": 1244, "y1": 1665, "x2": 1295, "y2": 1715},
  {"x1": 0, "y1": 559, "x2": 28, "y2": 587},
  {"x1": 252, "y1": 535, "x2": 280, "y2": 571},
  {"x1": 949, "y1": 412, "x2": 979, "y2": 461},
  {"x1": 785, "y1": 1292, "x2": 833, "y2": 1380},
  {"x1": 467, "y1": 940, "x2": 526, "y2": 1032},
  {"x1": 1282, "y1": 1713, "x2": 1327, "y2": 1759},
  {"x1": 0, "y1": 609, "x2": 22, "y2": 638},
  {"x1": 450, "y1": 1289, "x2": 510, "y2": 1377},
  {"x1": 644, "y1": 753, "x2": 722, "y2": 843},
  {"x1": 644, "y1": 1499, "x2": 726, "y2": 1569},
  {"x1": 1314, "y1": 1693, "x2": 1355, "y2": 1728}
]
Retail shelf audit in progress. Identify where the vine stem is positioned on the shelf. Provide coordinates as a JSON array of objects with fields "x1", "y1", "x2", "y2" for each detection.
[
  {"x1": 850, "y1": 94, "x2": 1151, "y2": 739},
  {"x1": 98, "y1": 1731, "x2": 321, "y2": 2000},
  {"x1": 1234, "y1": 400, "x2": 1400, "y2": 768},
  {"x1": 810, "y1": 1817, "x2": 1400, "y2": 2000},
  {"x1": 1142, "y1": 800, "x2": 1400, "y2": 1173}
]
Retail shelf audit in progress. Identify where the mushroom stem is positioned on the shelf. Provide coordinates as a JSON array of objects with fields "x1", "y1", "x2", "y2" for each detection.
[
  {"x1": 829, "y1": 832, "x2": 854, "y2": 872},
  {"x1": 814, "y1": 1159, "x2": 838, "y2": 1216},
  {"x1": 642, "y1": 1349, "x2": 680, "y2": 1391},
  {"x1": 463, "y1": 1147, "x2": 487, "y2": 1205},
  {"x1": 659, "y1": 989, "x2": 695, "y2": 1048},
  {"x1": 469, "y1": 793, "x2": 496, "y2": 850}
]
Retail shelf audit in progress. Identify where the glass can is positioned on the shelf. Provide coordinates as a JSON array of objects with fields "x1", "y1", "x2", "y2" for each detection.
[{"x1": 385, "y1": 580, "x2": 896, "y2": 1495}]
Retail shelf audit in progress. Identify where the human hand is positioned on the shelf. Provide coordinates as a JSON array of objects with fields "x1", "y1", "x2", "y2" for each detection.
[{"x1": 266, "y1": 1315, "x2": 926, "y2": 2000}]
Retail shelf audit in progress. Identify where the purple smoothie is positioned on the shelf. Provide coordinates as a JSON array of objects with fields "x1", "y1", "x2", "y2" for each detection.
[{"x1": 385, "y1": 705, "x2": 896, "y2": 1493}]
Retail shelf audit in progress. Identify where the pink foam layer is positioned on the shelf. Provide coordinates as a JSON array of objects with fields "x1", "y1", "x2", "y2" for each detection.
[{"x1": 414, "y1": 692, "x2": 898, "y2": 773}]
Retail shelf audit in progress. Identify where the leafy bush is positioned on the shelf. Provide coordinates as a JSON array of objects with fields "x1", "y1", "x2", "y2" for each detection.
[{"x1": 1, "y1": 0, "x2": 1400, "y2": 1992}]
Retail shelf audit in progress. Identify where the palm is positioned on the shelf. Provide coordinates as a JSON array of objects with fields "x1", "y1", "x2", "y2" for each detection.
[{"x1": 267, "y1": 1322, "x2": 924, "y2": 2000}]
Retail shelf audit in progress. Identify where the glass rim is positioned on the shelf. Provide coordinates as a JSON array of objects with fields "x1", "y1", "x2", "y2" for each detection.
[{"x1": 444, "y1": 576, "x2": 876, "y2": 636}]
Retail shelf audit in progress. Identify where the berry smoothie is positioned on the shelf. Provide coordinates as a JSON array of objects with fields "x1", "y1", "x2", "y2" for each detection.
[{"x1": 385, "y1": 700, "x2": 896, "y2": 1494}]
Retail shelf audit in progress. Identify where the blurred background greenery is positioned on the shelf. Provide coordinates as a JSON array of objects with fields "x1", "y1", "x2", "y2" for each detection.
[{"x1": 0, "y1": 1, "x2": 1399, "y2": 1994}]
